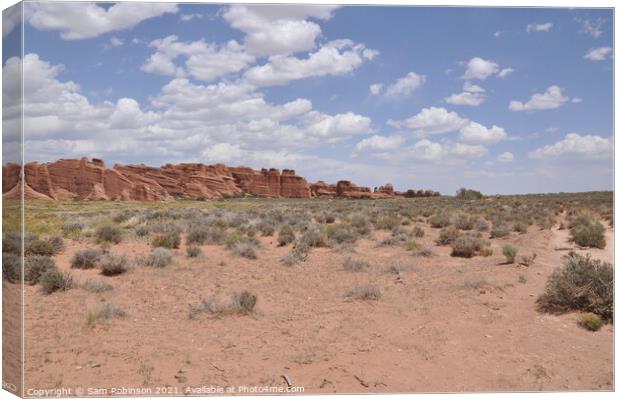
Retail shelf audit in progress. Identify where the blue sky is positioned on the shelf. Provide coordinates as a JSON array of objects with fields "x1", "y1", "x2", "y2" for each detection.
[{"x1": 2, "y1": 2, "x2": 614, "y2": 194}]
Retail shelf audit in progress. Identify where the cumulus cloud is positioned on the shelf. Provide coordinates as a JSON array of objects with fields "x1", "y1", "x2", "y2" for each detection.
[
  {"x1": 243, "y1": 39, "x2": 376, "y2": 86},
  {"x1": 141, "y1": 35, "x2": 255, "y2": 81},
  {"x1": 528, "y1": 133, "x2": 612, "y2": 160},
  {"x1": 509, "y1": 85, "x2": 570, "y2": 111},
  {"x1": 25, "y1": 2, "x2": 178, "y2": 40},
  {"x1": 353, "y1": 135, "x2": 404, "y2": 158},
  {"x1": 369, "y1": 71, "x2": 426, "y2": 98},
  {"x1": 2, "y1": 4, "x2": 22, "y2": 38},
  {"x1": 445, "y1": 82, "x2": 486, "y2": 106},
  {"x1": 462, "y1": 57, "x2": 499, "y2": 80},
  {"x1": 498, "y1": 68, "x2": 514, "y2": 78},
  {"x1": 497, "y1": 152, "x2": 514, "y2": 163},
  {"x1": 222, "y1": 4, "x2": 338, "y2": 57},
  {"x1": 526, "y1": 22, "x2": 553, "y2": 32},
  {"x1": 408, "y1": 139, "x2": 487, "y2": 162},
  {"x1": 584, "y1": 47, "x2": 612, "y2": 61},
  {"x1": 389, "y1": 107, "x2": 468, "y2": 135},
  {"x1": 577, "y1": 18, "x2": 604, "y2": 38},
  {"x1": 459, "y1": 122, "x2": 508, "y2": 145}
]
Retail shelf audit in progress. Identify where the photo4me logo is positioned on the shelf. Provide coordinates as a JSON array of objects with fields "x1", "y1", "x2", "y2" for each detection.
[{"x1": 2, "y1": 380, "x2": 17, "y2": 392}]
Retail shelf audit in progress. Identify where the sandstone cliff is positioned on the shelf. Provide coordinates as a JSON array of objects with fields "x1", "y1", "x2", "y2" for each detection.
[{"x1": 2, "y1": 158, "x2": 438, "y2": 200}]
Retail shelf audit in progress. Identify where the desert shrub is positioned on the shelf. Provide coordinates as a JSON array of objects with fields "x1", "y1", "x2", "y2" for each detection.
[
  {"x1": 537, "y1": 252, "x2": 612, "y2": 320},
  {"x1": 451, "y1": 235, "x2": 486, "y2": 258},
  {"x1": 46, "y1": 236, "x2": 65, "y2": 254},
  {"x1": 578, "y1": 313, "x2": 604, "y2": 331},
  {"x1": 343, "y1": 257, "x2": 369, "y2": 271},
  {"x1": 277, "y1": 225, "x2": 295, "y2": 246},
  {"x1": 453, "y1": 213, "x2": 474, "y2": 230},
  {"x1": 231, "y1": 291, "x2": 257, "y2": 314},
  {"x1": 513, "y1": 221, "x2": 528, "y2": 234},
  {"x1": 345, "y1": 285, "x2": 381, "y2": 301},
  {"x1": 100, "y1": 252, "x2": 130, "y2": 276},
  {"x1": 62, "y1": 221, "x2": 86, "y2": 236},
  {"x1": 186, "y1": 245, "x2": 202, "y2": 258},
  {"x1": 374, "y1": 216, "x2": 401, "y2": 230},
  {"x1": 464, "y1": 276, "x2": 488, "y2": 289},
  {"x1": 281, "y1": 251, "x2": 301, "y2": 266},
  {"x1": 429, "y1": 213, "x2": 451, "y2": 228},
  {"x1": 134, "y1": 224, "x2": 150, "y2": 237},
  {"x1": 71, "y1": 248, "x2": 101, "y2": 269},
  {"x1": 2, "y1": 233, "x2": 21, "y2": 255},
  {"x1": 480, "y1": 246, "x2": 493, "y2": 257},
  {"x1": 412, "y1": 247, "x2": 434, "y2": 257},
  {"x1": 570, "y1": 219, "x2": 606, "y2": 249},
  {"x1": 85, "y1": 303, "x2": 126, "y2": 327},
  {"x1": 232, "y1": 241, "x2": 257, "y2": 259},
  {"x1": 81, "y1": 279, "x2": 113, "y2": 293},
  {"x1": 519, "y1": 253, "x2": 537, "y2": 267},
  {"x1": 143, "y1": 247, "x2": 173, "y2": 268},
  {"x1": 456, "y1": 188, "x2": 483, "y2": 200},
  {"x1": 404, "y1": 240, "x2": 422, "y2": 251},
  {"x1": 95, "y1": 225, "x2": 123, "y2": 244},
  {"x1": 151, "y1": 231, "x2": 180, "y2": 249},
  {"x1": 326, "y1": 224, "x2": 358, "y2": 245},
  {"x1": 189, "y1": 291, "x2": 257, "y2": 318},
  {"x1": 385, "y1": 263, "x2": 410, "y2": 274},
  {"x1": 350, "y1": 214, "x2": 371, "y2": 234},
  {"x1": 186, "y1": 224, "x2": 210, "y2": 244},
  {"x1": 474, "y1": 218, "x2": 489, "y2": 232},
  {"x1": 490, "y1": 223, "x2": 511, "y2": 238},
  {"x1": 316, "y1": 212, "x2": 336, "y2": 224},
  {"x1": 257, "y1": 220, "x2": 276, "y2": 236},
  {"x1": 24, "y1": 256, "x2": 56, "y2": 284},
  {"x1": 436, "y1": 226, "x2": 460, "y2": 245},
  {"x1": 412, "y1": 226, "x2": 425, "y2": 237},
  {"x1": 2, "y1": 253, "x2": 20, "y2": 282},
  {"x1": 40, "y1": 269, "x2": 73, "y2": 294},
  {"x1": 299, "y1": 227, "x2": 326, "y2": 248},
  {"x1": 25, "y1": 239, "x2": 55, "y2": 256},
  {"x1": 502, "y1": 244, "x2": 518, "y2": 264}
]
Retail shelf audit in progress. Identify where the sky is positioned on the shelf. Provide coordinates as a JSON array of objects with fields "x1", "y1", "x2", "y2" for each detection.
[{"x1": 1, "y1": 1, "x2": 614, "y2": 195}]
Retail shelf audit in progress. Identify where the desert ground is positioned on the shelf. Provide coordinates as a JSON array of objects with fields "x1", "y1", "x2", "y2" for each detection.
[{"x1": 3, "y1": 192, "x2": 613, "y2": 394}]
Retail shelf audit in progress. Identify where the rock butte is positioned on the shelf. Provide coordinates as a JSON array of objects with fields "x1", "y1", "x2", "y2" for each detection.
[{"x1": 2, "y1": 158, "x2": 440, "y2": 201}]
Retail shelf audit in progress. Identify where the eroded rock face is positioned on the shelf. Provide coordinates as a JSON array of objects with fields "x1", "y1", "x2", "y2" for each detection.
[{"x1": 2, "y1": 158, "x2": 439, "y2": 200}]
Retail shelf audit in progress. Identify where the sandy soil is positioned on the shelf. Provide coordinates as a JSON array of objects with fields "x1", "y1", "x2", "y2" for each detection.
[{"x1": 22, "y1": 223, "x2": 613, "y2": 394}]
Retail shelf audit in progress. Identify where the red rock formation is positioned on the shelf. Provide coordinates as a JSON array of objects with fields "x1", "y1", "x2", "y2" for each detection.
[{"x1": 2, "y1": 158, "x2": 439, "y2": 200}]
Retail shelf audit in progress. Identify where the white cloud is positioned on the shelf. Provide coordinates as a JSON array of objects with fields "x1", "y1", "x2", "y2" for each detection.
[
  {"x1": 369, "y1": 83, "x2": 383, "y2": 95},
  {"x1": 25, "y1": 2, "x2": 178, "y2": 40},
  {"x1": 528, "y1": 133, "x2": 612, "y2": 159},
  {"x1": 577, "y1": 18, "x2": 604, "y2": 38},
  {"x1": 109, "y1": 36, "x2": 124, "y2": 47},
  {"x1": 222, "y1": 4, "x2": 338, "y2": 57},
  {"x1": 572, "y1": 97, "x2": 583, "y2": 103},
  {"x1": 408, "y1": 140, "x2": 487, "y2": 162},
  {"x1": 141, "y1": 35, "x2": 255, "y2": 81},
  {"x1": 390, "y1": 107, "x2": 468, "y2": 135},
  {"x1": 497, "y1": 152, "x2": 514, "y2": 163},
  {"x1": 498, "y1": 68, "x2": 514, "y2": 78},
  {"x1": 384, "y1": 72, "x2": 426, "y2": 97},
  {"x1": 463, "y1": 57, "x2": 499, "y2": 80},
  {"x1": 2, "y1": 4, "x2": 22, "y2": 38},
  {"x1": 509, "y1": 85, "x2": 569, "y2": 111},
  {"x1": 201, "y1": 143, "x2": 245, "y2": 163},
  {"x1": 459, "y1": 122, "x2": 508, "y2": 145},
  {"x1": 180, "y1": 13, "x2": 203, "y2": 22},
  {"x1": 584, "y1": 47, "x2": 612, "y2": 61},
  {"x1": 526, "y1": 22, "x2": 553, "y2": 32},
  {"x1": 355, "y1": 135, "x2": 405, "y2": 153},
  {"x1": 445, "y1": 82, "x2": 486, "y2": 106},
  {"x1": 243, "y1": 39, "x2": 375, "y2": 87},
  {"x1": 409, "y1": 139, "x2": 444, "y2": 161}
]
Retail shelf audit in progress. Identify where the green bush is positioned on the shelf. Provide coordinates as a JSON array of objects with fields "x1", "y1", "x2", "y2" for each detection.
[
  {"x1": 71, "y1": 248, "x2": 101, "y2": 269},
  {"x1": 570, "y1": 220, "x2": 606, "y2": 249},
  {"x1": 86, "y1": 303, "x2": 126, "y2": 327},
  {"x1": 24, "y1": 256, "x2": 56, "y2": 284},
  {"x1": 326, "y1": 224, "x2": 358, "y2": 245},
  {"x1": 62, "y1": 221, "x2": 86, "y2": 236},
  {"x1": 412, "y1": 226, "x2": 425, "y2": 237},
  {"x1": 454, "y1": 213, "x2": 474, "y2": 230},
  {"x1": 536, "y1": 252, "x2": 613, "y2": 320},
  {"x1": 95, "y1": 225, "x2": 123, "y2": 244},
  {"x1": 186, "y1": 245, "x2": 202, "y2": 258},
  {"x1": 345, "y1": 285, "x2": 381, "y2": 301},
  {"x1": 232, "y1": 241, "x2": 258, "y2": 259},
  {"x1": 578, "y1": 313, "x2": 604, "y2": 331},
  {"x1": 25, "y1": 239, "x2": 55, "y2": 256},
  {"x1": 299, "y1": 227, "x2": 326, "y2": 248},
  {"x1": 81, "y1": 279, "x2": 113, "y2": 293},
  {"x1": 46, "y1": 236, "x2": 65, "y2": 254},
  {"x1": 231, "y1": 291, "x2": 257, "y2": 314},
  {"x1": 429, "y1": 213, "x2": 451, "y2": 228},
  {"x1": 502, "y1": 244, "x2": 518, "y2": 264},
  {"x1": 490, "y1": 223, "x2": 511, "y2": 238},
  {"x1": 343, "y1": 257, "x2": 370, "y2": 271},
  {"x1": 2, "y1": 253, "x2": 20, "y2": 282},
  {"x1": 143, "y1": 247, "x2": 173, "y2": 268},
  {"x1": 186, "y1": 224, "x2": 210, "y2": 244},
  {"x1": 456, "y1": 188, "x2": 483, "y2": 200},
  {"x1": 40, "y1": 269, "x2": 73, "y2": 295}
]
